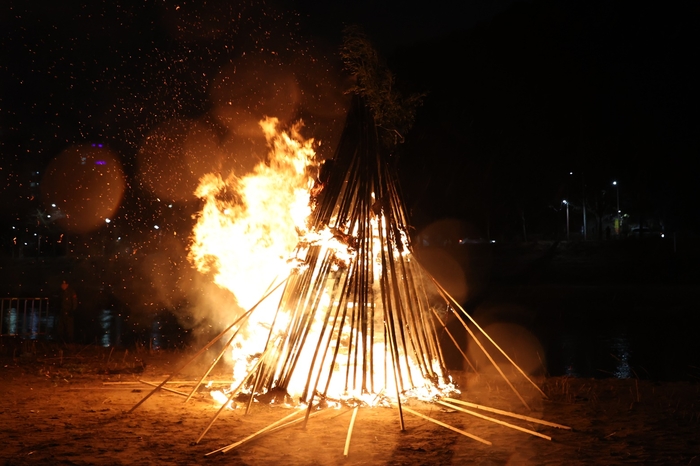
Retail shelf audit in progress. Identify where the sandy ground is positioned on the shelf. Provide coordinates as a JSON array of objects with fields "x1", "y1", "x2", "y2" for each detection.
[{"x1": 1, "y1": 345, "x2": 699, "y2": 466}]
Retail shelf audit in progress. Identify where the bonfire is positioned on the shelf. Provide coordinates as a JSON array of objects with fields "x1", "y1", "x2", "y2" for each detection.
[{"x1": 129, "y1": 32, "x2": 570, "y2": 455}]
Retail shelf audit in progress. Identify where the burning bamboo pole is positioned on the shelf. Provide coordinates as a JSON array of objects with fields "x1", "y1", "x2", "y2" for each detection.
[
  {"x1": 195, "y1": 347, "x2": 271, "y2": 444},
  {"x1": 128, "y1": 276, "x2": 289, "y2": 414},
  {"x1": 185, "y1": 326, "x2": 242, "y2": 404}
]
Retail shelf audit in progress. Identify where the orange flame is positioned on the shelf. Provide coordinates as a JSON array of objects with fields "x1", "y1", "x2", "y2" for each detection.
[{"x1": 189, "y1": 117, "x2": 457, "y2": 406}]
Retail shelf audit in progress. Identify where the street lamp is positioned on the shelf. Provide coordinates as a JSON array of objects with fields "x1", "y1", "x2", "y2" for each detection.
[
  {"x1": 612, "y1": 181, "x2": 620, "y2": 237},
  {"x1": 563, "y1": 200, "x2": 570, "y2": 240}
]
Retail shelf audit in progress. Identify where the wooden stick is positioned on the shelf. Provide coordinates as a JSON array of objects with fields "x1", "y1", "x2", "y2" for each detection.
[
  {"x1": 442, "y1": 397, "x2": 571, "y2": 430},
  {"x1": 432, "y1": 278, "x2": 547, "y2": 399},
  {"x1": 400, "y1": 406, "x2": 491, "y2": 446},
  {"x1": 127, "y1": 276, "x2": 289, "y2": 414},
  {"x1": 429, "y1": 305, "x2": 477, "y2": 373},
  {"x1": 343, "y1": 406, "x2": 359, "y2": 457},
  {"x1": 195, "y1": 349, "x2": 270, "y2": 445},
  {"x1": 221, "y1": 410, "x2": 300, "y2": 453},
  {"x1": 442, "y1": 298, "x2": 531, "y2": 411},
  {"x1": 138, "y1": 380, "x2": 191, "y2": 398},
  {"x1": 206, "y1": 409, "x2": 325, "y2": 457},
  {"x1": 103, "y1": 380, "x2": 236, "y2": 385},
  {"x1": 186, "y1": 330, "x2": 240, "y2": 404},
  {"x1": 207, "y1": 408, "x2": 305, "y2": 456},
  {"x1": 437, "y1": 400, "x2": 551, "y2": 440}
]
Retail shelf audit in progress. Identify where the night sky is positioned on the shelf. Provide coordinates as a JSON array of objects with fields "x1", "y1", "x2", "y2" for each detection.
[{"x1": 1, "y1": 1, "x2": 698, "y2": 296}]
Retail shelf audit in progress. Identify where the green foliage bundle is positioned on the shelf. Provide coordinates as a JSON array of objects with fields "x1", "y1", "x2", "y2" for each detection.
[{"x1": 340, "y1": 26, "x2": 424, "y2": 150}]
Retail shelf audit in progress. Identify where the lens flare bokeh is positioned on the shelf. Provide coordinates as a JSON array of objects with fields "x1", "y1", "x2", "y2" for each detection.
[{"x1": 41, "y1": 144, "x2": 126, "y2": 234}]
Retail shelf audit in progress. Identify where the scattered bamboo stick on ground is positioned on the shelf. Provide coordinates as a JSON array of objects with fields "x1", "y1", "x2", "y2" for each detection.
[
  {"x1": 138, "y1": 380, "x2": 191, "y2": 398},
  {"x1": 344, "y1": 406, "x2": 359, "y2": 457},
  {"x1": 442, "y1": 397, "x2": 571, "y2": 430},
  {"x1": 436, "y1": 400, "x2": 551, "y2": 440},
  {"x1": 400, "y1": 406, "x2": 491, "y2": 445},
  {"x1": 205, "y1": 408, "x2": 305, "y2": 456},
  {"x1": 103, "y1": 380, "x2": 236, "y2": 385}
]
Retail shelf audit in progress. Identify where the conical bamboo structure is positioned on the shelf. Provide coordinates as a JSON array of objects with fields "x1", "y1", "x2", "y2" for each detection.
[
  {"x1": 130, "y1": 96, "x2": 569, "y2": 456},
  {"x1": 248, "y1": 95, "x2": 452, "y2": 404}
]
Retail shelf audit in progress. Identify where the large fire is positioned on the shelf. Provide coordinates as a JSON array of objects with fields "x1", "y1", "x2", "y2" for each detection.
[{"x1": 188, "y1": 116, "x2": 455, "y2": 407}]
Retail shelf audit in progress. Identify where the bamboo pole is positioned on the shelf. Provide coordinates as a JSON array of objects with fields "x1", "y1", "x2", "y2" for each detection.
[
  {"x1": 442, "y1": 397, "x2": 571, "y2": 430},
  {"x1": 138, "y1": 380, "x2": 191, "y2": 398},
  {"x1": 185, "y1": 329, "x2": 239, "y2": 404},
  {"x1": 432, "y1": 277, "x2": 547, "y2": 399},
  {"x1": 429, "y1": 306, "x2": 477, "y2": 373},
  {"x1": 195, "y1": 349, "x2": 269, "y2": 444},
  {"x1": 436, "y1": 400, "x2": 552, "y2": 440},
  {"x1": 446, "y1": 301, "x2": 531, "y2": 411},
  {"x1": 400, "y1": 406, "x2": 491, "y2": 446},
  {"x1": 127, "y1": 276, "x2": 289, "y2": 414},
  {"x1": 343, "y1": 406, "x2": 359, "y2": 458},
  {"x1": 386, "y1": 320, "x2": 405, "y2": 432},
  {"x1": 103, "y1": 380, "x2": 236, "y2": 385},
  {"x1": 205, "y1": 408, "x2": 305, "y2": 456}
]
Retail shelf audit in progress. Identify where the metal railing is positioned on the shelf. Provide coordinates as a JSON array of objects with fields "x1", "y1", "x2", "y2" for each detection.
[{"x1": 0, "y1": 297, "x2": 52, "y2": 338}]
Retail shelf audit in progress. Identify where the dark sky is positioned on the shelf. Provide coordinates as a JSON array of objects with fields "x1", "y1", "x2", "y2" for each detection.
[{"x1": 1, "y1": 0, "x2": 699, "y2": 239}]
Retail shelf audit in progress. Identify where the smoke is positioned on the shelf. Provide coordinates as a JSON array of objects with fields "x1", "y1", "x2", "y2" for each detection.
[{"x1": 105, "y1": 2, "x2": 352, "y2": 336}]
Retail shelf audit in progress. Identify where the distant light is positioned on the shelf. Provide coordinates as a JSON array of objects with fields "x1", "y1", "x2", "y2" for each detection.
[
  {"x1": 47, "y1": 215, "x2": 51, "y2": 219},
  {"x1": 95, "y1": 160, "x2": 107, "y2": 165},
  {"x1": 154, "y1": 225, "x2": 160, "y2": 230},
  {"x1": 105, "y1": 218, "x2": 111, "y2": 224},
  {"x1": 661, "y1": 233, "x2": 665, "y2": 238},
  {"x1": 490, "y1": 240, "x2": 496, "y2": 243},
  {"x1": 51, "y1": 204, "x2": 56, "y2": 208},
  {"x1": 168, "y1": 204, "x2": 173, "y2": 208},
  {"x1": 612, "y1": 181, "x2": 617, "y2": 186},
  {"x1": 117, "y1": 237, "x2": 121, "y2": 241},
  {"x1": 562, "y1": 200, "x2": 568, "y2": 205},
  {"x1": 569, "y1": 171, "x2": 573, "y2": 175}
]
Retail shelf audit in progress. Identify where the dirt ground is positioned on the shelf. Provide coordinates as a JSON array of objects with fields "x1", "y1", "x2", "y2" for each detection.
[{"x1": 1, "y1": 345, "x2": 699, "y2": 466}]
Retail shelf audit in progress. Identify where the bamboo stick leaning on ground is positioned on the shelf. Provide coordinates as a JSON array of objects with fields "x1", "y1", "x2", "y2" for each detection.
[
  {"x1": 427, "y1": 276, "x2": 531, "y2": 410},
  {"x1": 436, "y1": 400, "x2": 552, "y2": 440},
  {"x1": 443, "y1": 397, "x2": 571, "y2": 430},
  {"x1": 205, "y1": 408, "x2": 305, "y2": 456},
  {"x1": 127, "y1": 276, "x2": 289, "y2": 414},
  {"x1": 432, "y1": 277, "x2": 547, "y2": 399},
  {"x1": 195, "y1": 348, "x2": 272, "y2": 444},
  {"x1": 344, "y1": 406, "x2": 359, "y2": 457},
  {"x1": 400, "y1": 406, "x2": 492, "y2": 445}
]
